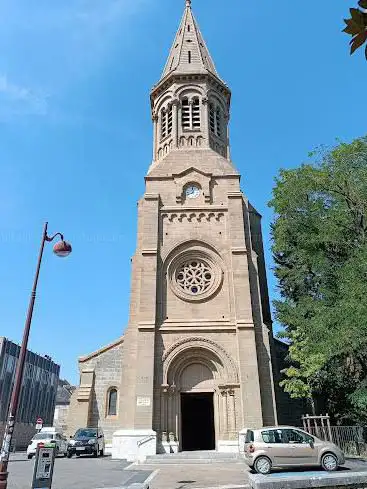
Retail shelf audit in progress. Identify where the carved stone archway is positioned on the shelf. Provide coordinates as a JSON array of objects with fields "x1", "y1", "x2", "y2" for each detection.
[
  {"x1": 159, "y1": 337, "x2": 240, "y2": 450},
  {"x1": 162, "y1": 336, "x2": 239, "y2": 385}
]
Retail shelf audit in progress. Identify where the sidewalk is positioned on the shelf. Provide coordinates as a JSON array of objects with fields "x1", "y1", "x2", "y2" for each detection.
[{"x1": 132, "y1": 461, "x2": 250, "y2": 489}]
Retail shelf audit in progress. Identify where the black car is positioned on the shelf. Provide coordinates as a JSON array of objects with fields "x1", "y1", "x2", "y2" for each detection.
[{"x1": 67, "y1": 428, "x2": 105, "y2": 458}]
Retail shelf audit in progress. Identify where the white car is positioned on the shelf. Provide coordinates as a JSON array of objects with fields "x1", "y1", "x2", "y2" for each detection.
[{"x1": 27, "y1": 430, "x2": 68, "y2": 459}]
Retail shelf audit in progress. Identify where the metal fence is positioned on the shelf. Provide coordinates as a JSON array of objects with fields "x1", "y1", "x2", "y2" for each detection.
[{"x1": 304, "y1": 425, "x2": 367, "y2": 457}]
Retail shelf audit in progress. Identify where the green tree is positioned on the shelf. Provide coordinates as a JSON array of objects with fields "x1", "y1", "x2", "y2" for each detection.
[
  {"x1": 344, "y1": 1, "x2": 367, "y2": 59},
  {"x1": 270, "y1": 136, "x2": 367, "y2": 423}
]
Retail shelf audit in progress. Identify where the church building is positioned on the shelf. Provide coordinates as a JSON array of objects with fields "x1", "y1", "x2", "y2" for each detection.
[{"x1": 67, "y1": 0, "x2": 292, "y2": 461}]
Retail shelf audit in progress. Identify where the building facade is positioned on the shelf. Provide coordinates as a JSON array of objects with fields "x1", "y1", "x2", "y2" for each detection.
[
  {"x1": 0, "y1": 337, "x2": 60, "y2": 449},
  {"x1": 67, "y1": 0, "x2": 288, "y2": 460},
  {"x1": 53, "y1": 379, "x2": 76, "y2": 432}
]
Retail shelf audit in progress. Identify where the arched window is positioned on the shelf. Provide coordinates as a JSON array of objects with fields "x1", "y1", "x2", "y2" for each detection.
[
  {"x1": 161, "y1": 105, "x2": 173, "y2": 140},
  {"x1": 107, "y1": 388, "x2": 117, "y2": 416},
  {"x1": 181, "y1": 97, "x2": 201, "y2": 131}
]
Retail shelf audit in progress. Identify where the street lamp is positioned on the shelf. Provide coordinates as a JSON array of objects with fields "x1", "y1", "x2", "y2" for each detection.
[{"x1": 0, "y1": 222, "x2": 72, "y2": 489}]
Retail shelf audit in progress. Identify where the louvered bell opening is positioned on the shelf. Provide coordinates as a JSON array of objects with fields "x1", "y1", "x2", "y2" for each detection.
[
  {"x1": 167, "y1": 107, "x2": 173, "y2": 135},
  {"x1": 192, "y1": 98, "x2": 200, "y2": 129},
  {"x1": 161, "y1": 109, "x2": 167, "y2": 139},
  {"x1": 209, "y1": 104, "x2": 215, "y2": 134},
  {"x1": 182, "y1": 99, "x2": 190, "y2": 129},
  {"x1": 216, "y1": 107, "x2": 222, "y2": 138}
]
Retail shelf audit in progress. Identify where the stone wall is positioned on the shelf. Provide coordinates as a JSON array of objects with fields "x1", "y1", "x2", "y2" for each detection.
[
  {"x1": 53, "y1": 404, "x2": 70, "y2": 432},
  {"x1": 66, "y1": 338, "x2": 124, "y2": 444}
]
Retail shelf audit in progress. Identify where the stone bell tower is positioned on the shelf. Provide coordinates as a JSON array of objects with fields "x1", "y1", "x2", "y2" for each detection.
[{"x1": 112, "y1": 0, "x2": 278, "y2": 460}]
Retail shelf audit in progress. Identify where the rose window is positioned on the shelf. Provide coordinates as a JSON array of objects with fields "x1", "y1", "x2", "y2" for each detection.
[
  {"x1": 168, "y1": 249, "x2": 223, "y2": 302},
  {"x1": 175, "y1": 260, "x2": 214, "y2": 295}
]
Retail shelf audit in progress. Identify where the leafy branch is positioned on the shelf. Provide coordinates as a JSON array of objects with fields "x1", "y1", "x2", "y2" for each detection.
[{"x1": 343, "y1": 1, "x2": 367, "y2": 59}]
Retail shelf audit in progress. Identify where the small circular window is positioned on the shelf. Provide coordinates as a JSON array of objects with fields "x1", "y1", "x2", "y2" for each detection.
[{"x1": 168, "y1": 249, "x2": 223, "y2": 302}]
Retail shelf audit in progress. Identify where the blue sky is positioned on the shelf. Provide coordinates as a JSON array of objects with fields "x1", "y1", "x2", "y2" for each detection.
[{"x1": 0, "y1": 0, "x2": 365, "y2": 385}]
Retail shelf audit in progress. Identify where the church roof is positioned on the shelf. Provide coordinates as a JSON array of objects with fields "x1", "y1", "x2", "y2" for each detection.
[
  {"x1": 160, "y1": 0, "x2": 221, "y2": 81},
  {"x1": 79, "y1": 336, "x2": 124, "y2": 363}
]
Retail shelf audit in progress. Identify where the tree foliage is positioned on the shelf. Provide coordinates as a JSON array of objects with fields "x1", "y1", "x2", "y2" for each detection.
[
  {"x1": 270, "y1": 136, "x2": 367, "y2": 424},
  {"x1": 344, "y1": 1, "x2": 367, "y2": 59}
]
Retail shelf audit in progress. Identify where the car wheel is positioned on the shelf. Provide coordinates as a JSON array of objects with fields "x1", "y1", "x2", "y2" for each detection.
[
  {"x1": 254, "y1": 456, "x2": 272, "y2": 474},
  {"x1": 76, "y1": 453, "x2": 80, "y2": 457},
  {"x1": 67, "y1": 452, "x2": 73, "y2": 459},
  {"x1": 321, "y1": 453, "x2": 338, "y2": 471},
  {"x1": 27, "y1": 454, "x2": 33, "y2": 460}
]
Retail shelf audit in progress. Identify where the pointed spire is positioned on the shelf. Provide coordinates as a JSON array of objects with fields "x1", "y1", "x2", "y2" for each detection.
[{"x1": 160, "y1": 0, "x2": 220, "y2": 80}]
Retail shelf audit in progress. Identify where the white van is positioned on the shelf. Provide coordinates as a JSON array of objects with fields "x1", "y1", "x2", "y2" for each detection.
[{"x1": 26, "y1": 428, "x2": 68, "y2": 459}]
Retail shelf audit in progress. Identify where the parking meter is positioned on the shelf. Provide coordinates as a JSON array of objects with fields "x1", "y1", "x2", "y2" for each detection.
[{"x1": 31, "y1": 443, "x2": 56, "y2": 489}]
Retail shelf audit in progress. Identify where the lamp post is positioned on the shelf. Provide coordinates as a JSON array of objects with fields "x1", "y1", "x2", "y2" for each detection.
[{"x1": 0, "y1": 222, "x2": 72, "y2": 489}]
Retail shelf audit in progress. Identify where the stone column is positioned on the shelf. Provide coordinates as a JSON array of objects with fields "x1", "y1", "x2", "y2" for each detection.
[
  {"x1": 168, "y1": 385, "x2": 176, "y2": 438},
  {"x1": 152, "y1": 114, "x2": 158, "y2": 161},
  {"x1": 160, "y1": 385, "x2": 169, "y2": 434},
  {"x1": 220, "y1": 388, "x2": 228, "y2": 439},
  {"x1": 224, "y1": 114, "x2": 230, "y2": 159},
  {"x1": 202, "y1": 96, "x2": 209, "y2": 148},
  {"x1": 227, "y1": 388, "x2": 236, "y2": 438},
  {"x1": 172, "y1": 99, "x2": 179, "y2": 148}
]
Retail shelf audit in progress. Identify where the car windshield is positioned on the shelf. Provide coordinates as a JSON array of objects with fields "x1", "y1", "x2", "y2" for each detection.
[
  {"x1": 33, "y1": 433, "x2": 53, "y2": 440},
  {"x1": 75, "y1": 429, "x2": 97, "y2": 438}
]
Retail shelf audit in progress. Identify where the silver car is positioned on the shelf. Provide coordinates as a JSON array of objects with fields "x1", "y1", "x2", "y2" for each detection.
[{"x1": 244, "y1": 426, "x2": 345, "y2": 474}]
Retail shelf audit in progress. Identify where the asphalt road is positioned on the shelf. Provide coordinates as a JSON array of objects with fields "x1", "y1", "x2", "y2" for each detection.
[
  {"x1": 8, "y1": 453, "x2": 152, "y2": 489},
  {"x1": 7, "y1": 453, "x2": 367, "y2": 489}
]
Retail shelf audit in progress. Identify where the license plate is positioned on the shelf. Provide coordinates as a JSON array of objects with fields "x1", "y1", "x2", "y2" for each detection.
[{"x1": 76, "y1": 447, "x2": 85, "y2": 451}]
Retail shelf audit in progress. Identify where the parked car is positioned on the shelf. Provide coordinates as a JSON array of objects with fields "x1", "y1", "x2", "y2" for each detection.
[
  {"x1": 67, "y1": 428, "x2": 105, "y2": 458},
  {"x1": 244, "y1": 426, "x2": 345, "y2": 474},
  {"x1": 26, "y1": 428, "x2": 68, "y2": 459}
]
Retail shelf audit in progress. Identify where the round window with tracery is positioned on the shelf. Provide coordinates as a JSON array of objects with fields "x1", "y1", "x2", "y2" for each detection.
[
  {"x1": 176, "y1": 260, "x2": 213, "y2": 295},
  {"x1": 168, "y1": 249, "x2": 223, "y2": 302}
]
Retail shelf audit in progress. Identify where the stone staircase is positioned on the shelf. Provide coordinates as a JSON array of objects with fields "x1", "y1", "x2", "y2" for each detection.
[{"x1": 144, "y1": 450, "x2": 244, "y2": 464}]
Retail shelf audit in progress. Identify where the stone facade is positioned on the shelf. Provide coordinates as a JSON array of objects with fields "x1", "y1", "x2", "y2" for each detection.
[
  {"x1": 53, "y1": 380, "x2": 76, "y2": 432},
  {"x1": 67, "y1": 1, "x2": 291, "y2": 460},
  {"x1": 66, "y1": 338, "x2": 124, "y2": 444}
]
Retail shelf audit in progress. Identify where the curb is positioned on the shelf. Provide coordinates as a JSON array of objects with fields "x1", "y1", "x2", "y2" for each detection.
[
  {"x1": 95, "y1": 485, "x2": 148, "y2": 489},
  {"x1": 192, "y1": 485, "x2": 249, "y2": 489}
]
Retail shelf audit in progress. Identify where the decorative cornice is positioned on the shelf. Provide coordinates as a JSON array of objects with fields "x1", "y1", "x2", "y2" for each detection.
[
  {"x1": 236, "y1": 321, "x2": 255, "y2": 329},
  {"x1": 141, "y1": 249, "x2": 157, "y2": 256},
  {"x1": 144, "y1": 193, "x2": 160, "y2": 201},
  {"x1": 162, "y1": 211, "x2": 225, "y2": 223},
  {"x1": 231, "y1": 247, "x2": 247, "y2": 255},
  {"x1": 227, "y1": 192, "x2": 243, "y2": 199}
]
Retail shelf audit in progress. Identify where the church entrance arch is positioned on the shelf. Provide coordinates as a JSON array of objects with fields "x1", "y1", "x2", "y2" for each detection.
[{"x1": 160, "y1": 338, "x2": 239, "y2": 451}]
